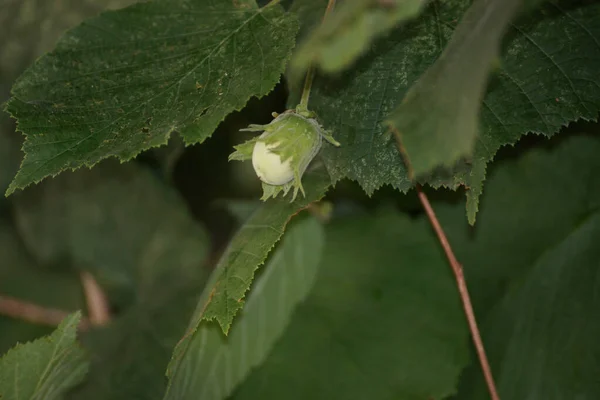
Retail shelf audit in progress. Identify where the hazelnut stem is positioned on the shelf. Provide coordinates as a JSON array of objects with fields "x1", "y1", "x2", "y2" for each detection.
[{"x1": 298, "y1": 0, "x2": 337, "y2": 111}]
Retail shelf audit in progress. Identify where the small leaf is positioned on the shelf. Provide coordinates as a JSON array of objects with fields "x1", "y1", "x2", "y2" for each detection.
[
  {"x1": 291, "y1": 0, "x2": 428, "y2": 76},
  {"x1": 185, "y1": 165, "x2": 331, "y2": 334},
  {"x1": 165, "y1": 217, "x2": 325, "y2": 400},
  {"x1": 232, "y1": 208, "x2": 469, "y2": 400},
  {"x1": 5, "y1": 0, "x2": 298, "y2": 195},
  {"x1": 0, "y1": 312, "x2": 89, "y2": 400},
  {"x1": 386, "y1": 0, "x2": 525, "y2": 176}
]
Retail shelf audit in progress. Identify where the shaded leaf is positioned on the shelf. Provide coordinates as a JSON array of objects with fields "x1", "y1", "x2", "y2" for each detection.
[
  {"x1": 0, "y1": 117, "x2": 21, "y2": 196},
  {"x1": 0, "y1": 0, "x2": 138, "y2": 100},
  {"x1": 298, "y1": 0, "x2": 600, "y2": 223},
  {"x1": 291, "y1": 0, "x2": 428, "y2": 76},
  {"x1": 69, "y1": 268, "x2": 206, "y2": 400},
  {"x1": 9, "y1": 160, "x2": 212, "y2": 399},
  {"x1": 0, "y1": 312, "x2": 89, "y2": 400},
  {"x1": 386, "y1": 0, "x2": 524, "y2": 176},
  {"x1": 232, "y1": 208, "x2": 469, "y2": 400},
  {"x1": 165, "y1": 217, "x2": 324, "y2": 400},
  {"x1": 5, "y1": 0, "x2": 298, "y2": 195},
  {"x1": 0, "y1": 218, "x2": 84, "y2": 355},
  {"x1": 474, "y1": 214, "x2": 600, "y2": 399},
  {"x1": 8, "y1": 161, "x2": 209, "y2": 400},
  {"x1": 183, "y1": 165, "x2": 331, "y2": 334},
  {"x1": 436, "y1": 133, "x2": 600, "y2": 399},
  {"x1": 12, "y1": 160, "x2": 210, "y2": 307}
]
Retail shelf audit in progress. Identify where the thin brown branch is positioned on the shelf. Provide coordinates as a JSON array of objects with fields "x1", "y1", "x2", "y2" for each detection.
[
  {"x1": 80, "y1": 271, "x2": 111, "y2": 326},
  {"x1": 391, "y1": 127, "x2": 500, "y2": 400},
  {"x1": 416, "y1": 186, "x2": 500, "y2": 400},
  {"x1": 0, "y1": 294, "x2": 90, "y2": 331}
]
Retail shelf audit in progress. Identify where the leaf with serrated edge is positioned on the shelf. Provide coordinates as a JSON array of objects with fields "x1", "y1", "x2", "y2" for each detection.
[
  {"x1": 5, "y1": 0, "x2": 298, "y2": 195},
  {"x1": 164, "y1": 217, "x2": 324, "y2": 400},
  {"x1": 297, "y1": 0, "x2": 600, "y2": 223},
  {"x1": 183, "y1": 165, "x2": 330, "y2": 335},
  {"x1": 386, "y1": 0, "x2": 524, "y2": 176},
  {"x1": 0, "y1": 312, "x2": 89, "y2": 400},
  {"x1": 290, "y1": 0, "x2": 428, "y2": 77}
]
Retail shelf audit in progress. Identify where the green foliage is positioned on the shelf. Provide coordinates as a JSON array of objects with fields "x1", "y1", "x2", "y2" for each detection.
[
  {"x1": 11, "y1": 160, "x2": 210, "y2": 306},
  {"x1": 441, "y1": 133, "x2": 600, "y2": 399},
  {"x1": 301, "y1": 0, "x2": 600, "y2": 222},
  {"x1": 386, "y1": 0, "x2": 525, "y2": 176},
  {"x1": 290, "y1": 0, "x2": 428, "y2": 76},
  {"x1": 232, "y1": 208, "x2": 469, "y2": 400},
  {"x1": 2, "y1": 0, "x2": 600, "y2": 399},
  {"x1": 4, "y1": 0, "x2": 297, "y2": 195},
  {"x1": 181, "y1": 165, "x2": 331, "y2": 335},
  {"x1": 6, "y1": 160, "x2": 211, "y2": 399},
  {"x1": 165, "y1": 216, "x2": 325, "y2": 400},
  {"x1": 0, "y1": 312, "x2": 88, "y2": 400},
  {"x1": 0, "y1": 218, "x2": 84, "y2": 354}
]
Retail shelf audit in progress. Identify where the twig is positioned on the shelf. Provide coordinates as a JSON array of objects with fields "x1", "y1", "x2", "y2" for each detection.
[
  {"x1": 298, "y1": 0, "x2": 336, "y2": 110},
  {"x1": 392, "y1": 128, "x2": 500, "y2": 400},
  {"x1": 80, "y1": 271, "x2": 111, "y2": 326},
  {"x1": 0, "y1": 294, "x2": 91, "y2": 331},
  {"x1": 416, "y1": 186, "x2": 500, "y2": 400}
]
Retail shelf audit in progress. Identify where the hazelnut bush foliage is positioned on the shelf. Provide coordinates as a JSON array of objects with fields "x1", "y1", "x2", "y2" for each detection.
[{"x1": 1, "y1": 0, "x2": 600, "y2": 399}]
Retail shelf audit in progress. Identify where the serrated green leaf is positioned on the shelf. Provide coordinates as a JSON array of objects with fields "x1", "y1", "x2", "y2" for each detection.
[
  {"x1": 297, "y1": 0, "x2": 600, "y2": 222},
  {"x1": 164, "y1": 216, "x2": 325, "y2": 400},
  {"x1": 386, "y1": 0, "x2": 525, "y2": 177},
  {"x1": 0, "y1": 0, "x2": 138, "y2": 100},
  {"x1": 291, "y1": 0, "x2": 428, "y2": 77},
  {"x1": 184, "y1": 165, "x2": 331, "y2": 334},
  {"x1": 437, "y1": 133, "x2": 600, "y2": 399},
  {"x1": 232, "y1": 208, "x2": 469, "y2": 400},
  {"x1": 464, "y1": 1, "x2": 600, "y2": 223},
  {"x1": 5, "y1": 0, "x2": 298, "y2": 195},
  {"x1": 12, "y1": 160, "x2": 210, "y2": 307},
  {"x1": 0, "y1": 312, "x2": 89, "y2": 400},
  {"x1": 0, "y1": 117, "x2": 21, "y2": 197}
]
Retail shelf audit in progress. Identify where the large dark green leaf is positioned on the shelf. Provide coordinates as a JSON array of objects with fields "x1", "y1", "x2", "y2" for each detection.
[
  {"x1": 5, "y1": 0, "x2": 298, "y2": 195},
  {"x1": 165, "y1": 217, "x2": 325, "y2": 400},
  {"x1": 386, "y1": 0, "x2": 524, "y2": 177},
  {"x1": 180, "y1": 165, "x2": 331, "y2": 335},
  {"x1": 232, "y1": 208, "x2": 469, "y2": 400},
  {"x1": 0, "y1": 312, "x2": 89, "y2": 400},
  {"x1": 436, "y1": 132, "x2": 600, "y2": 399},
  {"x1": 298, "y1": 0, "x2": 600, "y2": 223}
]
